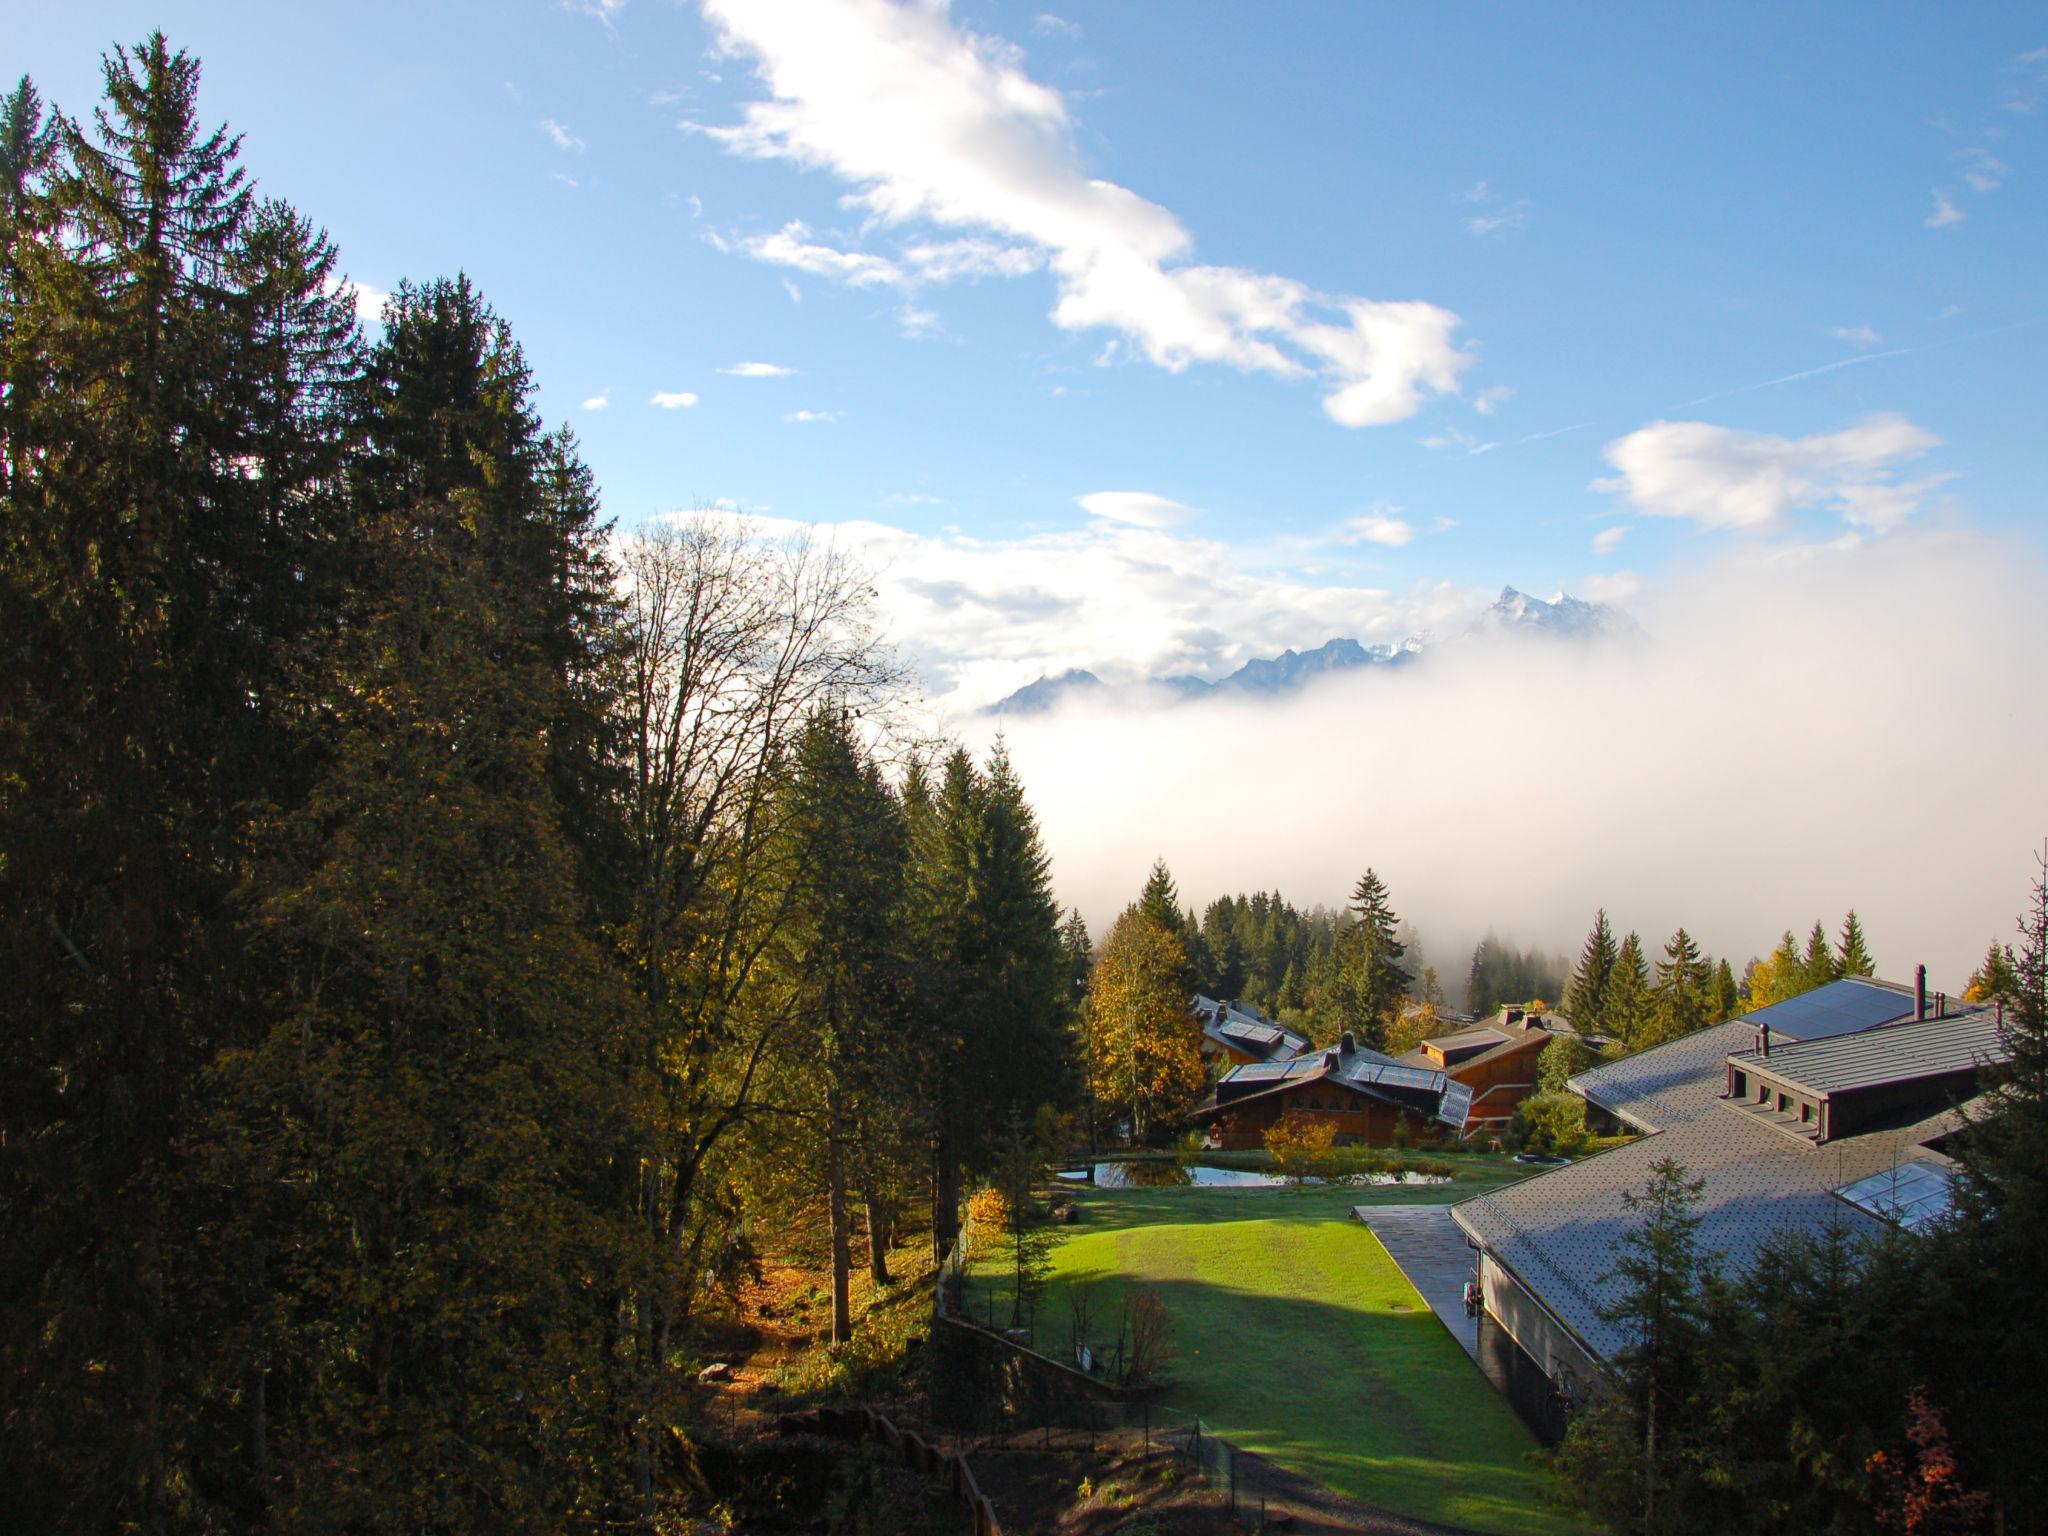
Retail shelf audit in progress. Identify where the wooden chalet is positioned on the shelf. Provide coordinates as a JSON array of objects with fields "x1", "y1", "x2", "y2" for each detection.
[
  {"x1": 1188, "y1": 1032, "x2": 1446, "y2": 1149},
  {"x1": 1400, "y1": 1006, "x2": 1558, "y2": 1137},
  {"x1": 1193, "y1": 995, "x2": 1310, "y2": 1066}
]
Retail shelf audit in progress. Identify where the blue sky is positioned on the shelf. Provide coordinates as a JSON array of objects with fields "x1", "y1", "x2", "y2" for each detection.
[{"x1": 12, "y1": 2, "x2": 2047, "y2": 713}]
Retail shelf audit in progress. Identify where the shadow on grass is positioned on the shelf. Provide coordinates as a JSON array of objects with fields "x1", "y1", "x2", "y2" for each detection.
[{"x1": 964, "y1": 1218, "x2": 1580, "y2": 1536}]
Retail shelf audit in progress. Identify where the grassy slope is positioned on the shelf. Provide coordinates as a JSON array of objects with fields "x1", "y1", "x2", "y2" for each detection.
[{"x1": 970, "y1": 1165, "x2": 1581, "y2": 1536}]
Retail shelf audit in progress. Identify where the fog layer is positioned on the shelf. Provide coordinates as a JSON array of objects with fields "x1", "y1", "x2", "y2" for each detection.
[{"x1": 967, "y1": 529, "x2": 2047, "y2": 991}]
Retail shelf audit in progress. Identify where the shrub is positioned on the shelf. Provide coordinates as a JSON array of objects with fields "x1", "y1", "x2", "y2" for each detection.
[
  {"x1": 1507, "y1": 1091, "x2": 1592, "y2": 1157},
  {"x1": 1263, "y1": 1109, "x2": 1338, "y2": 1181},
  {"x1": 966, "y1": 1185, "x2": 1010, "y2": 1237}
]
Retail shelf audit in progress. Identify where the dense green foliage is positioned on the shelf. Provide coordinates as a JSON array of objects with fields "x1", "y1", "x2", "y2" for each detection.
[{"x1": 0, "y1": 39, "x2": 1074, "y2": 1532}]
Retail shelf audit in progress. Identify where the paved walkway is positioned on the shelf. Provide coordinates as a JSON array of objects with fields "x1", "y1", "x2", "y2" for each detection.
[{"x1": 1351, "y1": 1204, "x2": 1480, "y2": 1358}]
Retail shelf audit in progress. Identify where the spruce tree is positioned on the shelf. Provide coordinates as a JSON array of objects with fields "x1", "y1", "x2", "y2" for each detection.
[
  {"x1": 1337, "y1": 868, "x2": 1410, "y2": 1051},
  {"x1": 1964, "y1": 941, "x2": 2019, "y2": 1004},
  {"x1": 1136, "y1": 858, "x2": 1184, "y2": 930},
  {"x1": 1650, "y1": 928, "x2": 1712, "y2": 1044},
  {"x1": 1802, "y1": 920, "x2": 1838, "y2": 989},
  {"x1": 1565, "y1": 909, "x2": 1619, "y2": 1035},
  {"x1": 1605, "y1": 933, "x2": 1655, "y2": 1049},
  {"x1": 1058, "y1": 906, "x2": 1094, "y2": 1008},
  {"x1": 1708, "y1": 957, "x2": 1740, "y2": 1023},
  {"x1": 1833, "y1": 910, "x2": 1875, "y2": 979}
]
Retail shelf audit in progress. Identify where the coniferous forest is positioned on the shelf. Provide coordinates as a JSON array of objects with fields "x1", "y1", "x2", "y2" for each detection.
[{"x1": 0, "y1": 39, "x2": 1074, "y2": 1531}]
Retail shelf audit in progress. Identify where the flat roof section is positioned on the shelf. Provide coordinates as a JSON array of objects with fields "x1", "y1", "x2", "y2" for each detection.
[{"x1": 1728, "y1": 1005, "x2": 1999, "y2": 1096}]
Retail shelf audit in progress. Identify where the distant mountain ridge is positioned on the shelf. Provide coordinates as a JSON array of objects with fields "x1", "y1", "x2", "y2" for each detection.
[{"x1": 984, "y1": 586, "x2": 1633, "y2": 716}]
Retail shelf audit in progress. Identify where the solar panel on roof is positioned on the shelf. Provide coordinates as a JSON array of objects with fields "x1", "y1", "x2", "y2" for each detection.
[
  {"x1": 1834, "y1": 1162, "x2": 1956, "y2": 1232},
  {"x1": 1437, "y1": 1080, "x2": 1473, "y2": 1128},
  {"x1": 1748, "y1": 980, "x2": 1913, "y2": 1043},
  {"x1": 1226, "y1": 1062, "x2": 1287, "y2": 1080}
]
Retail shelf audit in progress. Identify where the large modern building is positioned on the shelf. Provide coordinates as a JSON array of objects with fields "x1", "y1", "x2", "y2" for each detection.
[{"x1": 1451, "y1": 975, "x2": 2004, "y2": 1403}]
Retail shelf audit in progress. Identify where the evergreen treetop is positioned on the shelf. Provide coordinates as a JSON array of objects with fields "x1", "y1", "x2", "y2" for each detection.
[
  {"x1": 1565, "y1": 908, "x2": 1618, "y2": 1034},
  {"x1": 1834, "y1": 910, "x2": 1876, "y2": 979}
]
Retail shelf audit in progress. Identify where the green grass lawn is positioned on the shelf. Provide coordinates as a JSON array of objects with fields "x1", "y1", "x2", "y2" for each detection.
[{"x1": 966, "y1": 1163, "x2": 1582, "y2": 1536}]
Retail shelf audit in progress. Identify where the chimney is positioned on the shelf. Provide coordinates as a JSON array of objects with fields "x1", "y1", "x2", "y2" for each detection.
[
  {"x1": 1340, "y1": 1030, "x2": 1357, "y2": 1055},
  {"x1": 1757, "y1": 1025, "x2": 1770, "y2": 1058},
  {"x1": 1936, "y1": 991, "x2": 1947, "y2": 1019},
  {"x1": 1914, "y1": 965, "x2": 1927, "y2": 1021}
]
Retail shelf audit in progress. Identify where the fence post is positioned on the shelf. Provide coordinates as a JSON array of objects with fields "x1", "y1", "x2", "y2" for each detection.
[{"x1": 1143, "y1": 1401, "x2": 1150, "y2": 1453}]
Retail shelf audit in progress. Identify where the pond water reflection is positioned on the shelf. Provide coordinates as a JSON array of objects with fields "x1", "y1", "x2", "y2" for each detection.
[{"x1": 1054, "y1": 1161, "x2": 1451, "y2": 1189}]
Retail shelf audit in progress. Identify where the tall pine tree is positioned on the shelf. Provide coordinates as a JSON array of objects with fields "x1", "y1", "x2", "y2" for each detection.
[{"x1": 1565, "y1": 909, "x2": 1619, "y2": 1035}]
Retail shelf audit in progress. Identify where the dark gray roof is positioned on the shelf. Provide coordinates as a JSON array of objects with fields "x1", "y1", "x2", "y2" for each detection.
[
  {"x1": 1428, "y1": 1027, "x2": 1510, "y2": 1053},
  {"x1": 1569, "y1": 1019, "x2": 1753, "y2": 1132},
  {"x1": 1727, "y1": 1005, "x2": 2000, "y2": 1096},
  {"x1": 1193, "y1": 994, "x2": 1309, "y2": 1062},
  {"x1": 1457, "y1": 982, "x2": 2004, "y2": 1367}
]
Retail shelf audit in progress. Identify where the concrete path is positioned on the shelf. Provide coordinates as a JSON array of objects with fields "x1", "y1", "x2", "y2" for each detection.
[{"x1": 1351, "y1": 1204, "x2": 1481, "y2": 1359}]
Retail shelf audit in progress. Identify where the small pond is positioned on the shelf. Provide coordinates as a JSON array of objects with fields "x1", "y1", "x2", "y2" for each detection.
[{"x1": 1056, "y1": 1161, "x2": 1449, "y2": 1189}]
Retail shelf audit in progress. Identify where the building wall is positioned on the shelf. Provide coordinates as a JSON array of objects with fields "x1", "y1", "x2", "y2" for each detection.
[
  {"x1": 1208, "y1": 1086, "x2": 1426, "y2": 1150},
  {"x1": 1454, "y1": 1042, "x2": 1547, "y2": 1126},
  {"x1": 1479, "y1": 1253, "x2": 1604, "y2": 1405}
]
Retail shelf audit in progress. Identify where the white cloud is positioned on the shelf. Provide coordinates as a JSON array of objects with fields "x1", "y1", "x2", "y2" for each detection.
[
  {"x1": 696, "y1": 0, "x2": 1471, "y2": 427},
  {"x1": 1341, "y1": 510, "x2": 1416, "y2": 548},
  {"x1": 551, "y1": 172, "x2": 581, "y2": 189},
  {"x1": 783, "y1": 409, "x2": 841, "y2": 423},
  {"x1": 1457, "y1": 180, "x2": 1491, "y2": 203},
  {"x1": 1594, "y1": 413, "x2": 1948, "y2": 532},
  {"x1": 782, "y1": 278, "x2": 802, "y2": 303},
  {"x1": 1473, "y1": 383, "x2": 1516, "y2": 416},
  {"x1": 1464, "y1": 204, "x2": 1529, "y2": 237},
  {"x1": 897, "y1": 304, "x2": 944, "y2": 338},
  {"x1": 725, "y1": 219, "x2": 905, "y2": 287},
  {"x1": 582, "y1": 389, "x2": 612, "y2": 411},
  {"x1": 323, "y1": 276, "x2": 389, "y2": 327},
  {"x1": 965, "y1": 529, "x2": 2048, "y2": 992},
  {"x1": 540, "y1": 118, "x2": 586, "y2": 152},
  {"x1": 1578, "y1": 569, "x2": 1641, "y2": 604},
  {"x1": 904, "y1": 237, "x2": 1043, "y2": 282},
  {"x1": 650, "y1": 390, "x2": 700, "y2": 408},
  {"x1": 1828, "y1": 323, "x2": 1881, "y2": 347},
  {"x1": 1032, "y1": 13, "x2": 1082, "y2": 39},
  {"x1": 1958, "y1": 148, "x2": 2007, "y2": 193},
  {"x1": 564, "y1": 0, "x2": 627, "y2": 26},
  {"x1": 1592, "y1": 525, "x2": 1629, "y2": 555},
  {"x1": 1076, "y1": 491, "x2": 1199, "y2": 528},
  {"x1": 723, "y1": 361, "x2": 796, "y2": 377},
  {"x1": 1925, "y1": 187, "x2": 1965, "y2": 228},
  {"x1": 682, "y1": 506, "x2": 1476, "y2": 714}
]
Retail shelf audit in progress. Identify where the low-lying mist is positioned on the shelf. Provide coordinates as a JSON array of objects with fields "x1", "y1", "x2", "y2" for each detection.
[{"x1": 964, "y1": 528, "x2": 2047, "y2": 991}]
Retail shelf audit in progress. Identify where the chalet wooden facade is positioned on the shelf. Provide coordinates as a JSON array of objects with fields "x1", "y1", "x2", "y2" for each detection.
[
  {"x1": 1189, "y1": 1034, "x2": 1445, "y2": 1149},
  {"x1": 1399, "y1": 1009, "x2": 1557, "y2": 1135}
]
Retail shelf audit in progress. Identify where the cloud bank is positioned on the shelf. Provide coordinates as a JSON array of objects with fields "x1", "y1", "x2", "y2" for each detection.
[
  {"x1": 1596, "y1": 413, "x2": 1950, "y2": 532},
  {"x1": 965, "y1": 529, "x2": 2047, "y2": 992},
  {"x1": 694, "y1": 0, "x2": 1473, "y2": 426}
]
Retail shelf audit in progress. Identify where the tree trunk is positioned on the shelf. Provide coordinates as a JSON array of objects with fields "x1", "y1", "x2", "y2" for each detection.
[
  {"x1": 863, "y1": 1182, "x2": 892, "y2": 1286},
  {"x1": 932, "y1": 1139, "x2": 963, "y2": 1266},
  {"x1": 826, "y1": 1086, "x2": 853, "y2": 1343}
]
